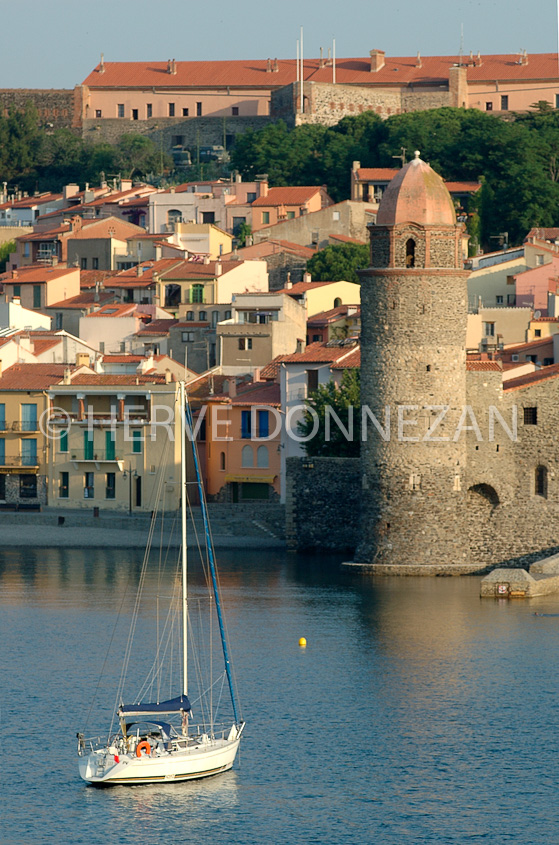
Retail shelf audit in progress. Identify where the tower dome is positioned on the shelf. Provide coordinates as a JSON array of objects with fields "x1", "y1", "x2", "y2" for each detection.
[{"x1": 376, "y1": 151, "x2": 456, "y2": 227}]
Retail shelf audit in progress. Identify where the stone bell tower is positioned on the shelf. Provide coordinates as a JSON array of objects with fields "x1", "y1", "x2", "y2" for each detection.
[{"x1": 356, "y1": 152, "x2": 470, "y2": 570}]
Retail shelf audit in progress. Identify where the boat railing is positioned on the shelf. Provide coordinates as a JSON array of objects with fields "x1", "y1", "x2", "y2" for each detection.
[{"x1": 78, "y1": 722, "x2": 236, "y2": 755}]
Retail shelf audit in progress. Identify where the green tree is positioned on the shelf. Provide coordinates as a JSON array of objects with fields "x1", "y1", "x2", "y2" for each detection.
[
  {"x1": 0, "y1": 240, "x2": 15, "y2": 273},
  {"x1": 236, "y1": 221, "x2": 252, "y2": 247},
  {"x1": 297, "y1": 368, "x2": 360, "y2": 457},
  {"x1": 306, "y1": 242, "x2": 369, "y2": 284},
  {"x1": 117, "y1": 134, "x2": 171, "y2": 179}
]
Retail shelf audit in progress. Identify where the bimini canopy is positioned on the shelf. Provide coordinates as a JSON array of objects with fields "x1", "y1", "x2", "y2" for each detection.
[
  {"x1": 119, "y1": 695, "x2": 191, "y2": 718},
  {"x1": 124, "y1": 720, "x2": 174, "y2": 741}
]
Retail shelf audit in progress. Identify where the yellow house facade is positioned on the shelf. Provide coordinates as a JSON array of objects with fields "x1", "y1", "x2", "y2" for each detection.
[{"x1": 47, "y1": 375, "x2": 183, "y2": 512}]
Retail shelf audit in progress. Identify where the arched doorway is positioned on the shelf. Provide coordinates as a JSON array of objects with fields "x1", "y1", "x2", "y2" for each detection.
[{"x1": 467, "y1": 483, "x2": 500, "y2": 565}]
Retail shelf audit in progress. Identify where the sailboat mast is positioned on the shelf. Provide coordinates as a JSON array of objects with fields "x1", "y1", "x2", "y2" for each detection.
[{"x1": 180, "y1": 380, "x2": 188, "y2": 698}]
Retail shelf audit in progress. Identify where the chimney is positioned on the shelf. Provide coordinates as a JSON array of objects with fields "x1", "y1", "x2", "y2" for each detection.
[
  {"x1": 94, "y1": 280, "x2": 100, "y2": 302},
  {"x1": 257, "y1": 178, "x2": 268, "y2": 198},
  {"x1": 416, "y1": 51, "x2": 422, "y2": 68},
  {"x1": 63, "y1": 183, "x2": 80, "y2": 201},
  {"x1": 352, "y1": 160, "x2": 361, "y2": 172},
  {"x1": 167, "y1": 58, "x2": 177, "y2": 74},
  {"x1": 303, "y1": 271, "x2": 312, "y2": 284},
  {"x1": 63, "y1": 367, "x2": 71, "y2": 384},
  {"x1": 273, "y1": 58, "x2": 279, "y2": 73},
  {"x1": 319, "y1": 47, "x2": 326, "y2": 69},
  {"x1": 285, "y1": 272, "x2": 292, "y2": 290},
  {"x1": 476, "y1": 51, "x2": 482, "y2": 66},
  {"x1": 266, "y1": 58, "x2": 272, "y2": 72},
  {"x1": 253, "y1": 367, "x2": 261, "y2": 382},
  {"x1": 136, "y1": 263, "x2": 143, "y2": 277},
  {"x1": 369, "y1": 49, "x2": 386, "y2": 72},
  {"x1": 203, "y1": 255, "x2": 211, "y2": 264},
  {"x1": 165, "y1": 368, "x2": 172, "y2": 383},
  {"x1": 11, "y1": 269, "x2": 18, "y2": 279},
  {"x1": 216, "y1": 260, "x2": 222, "y2": 276},
  {"x1": 98, "y1": 53, "x2": 105, "y2": 74},
  {"x1": 76, "y1": 352, "x2": 89, "y2": 366},
  {"x1": 227, "y1": 378, "x2": 237, "y2": 398},
  {"x1": 71, "y1": 215, "x2": 82, "y2": 233}
]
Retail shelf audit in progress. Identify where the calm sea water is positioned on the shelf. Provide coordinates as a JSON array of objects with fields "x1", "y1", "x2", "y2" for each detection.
[{"x1": 2, "y1": 546, "x2": 559, "y2": 844}]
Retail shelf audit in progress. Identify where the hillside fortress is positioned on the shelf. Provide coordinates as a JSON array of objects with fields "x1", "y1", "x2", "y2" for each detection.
[{"x1": 334, "y1": 153, "x2": 559, "y2": 574}]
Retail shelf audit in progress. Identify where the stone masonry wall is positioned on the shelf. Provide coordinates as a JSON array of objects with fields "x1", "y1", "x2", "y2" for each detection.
[
  {"x1": 286, "y1": 456, "x2": 361, "y2": 552},
  {"x1": 82, "y1": 115, "x2": 271, "y2": 153},
  {"x1": 0, "y1": 89, "x2": 77, "y2": 131}
]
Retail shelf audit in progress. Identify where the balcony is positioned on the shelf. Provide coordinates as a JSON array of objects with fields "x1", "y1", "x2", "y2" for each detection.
[
  {"x1": 11, "y1": 421, "x2": 39, "y2": 432},
  {"x1": 68, "y1": 449, "x2": 124, "y2": 469},
  {"x1": 0, "y1": 456, "x2": 40, "y2": 471},
  {"x1": 49, "y1": 412, "x2": 149, "y2": 426}
]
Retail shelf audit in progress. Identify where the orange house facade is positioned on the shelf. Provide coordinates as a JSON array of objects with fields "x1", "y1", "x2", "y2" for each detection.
[{"x1": 197, "y1": 380, "x2": 280, "y2": 502}]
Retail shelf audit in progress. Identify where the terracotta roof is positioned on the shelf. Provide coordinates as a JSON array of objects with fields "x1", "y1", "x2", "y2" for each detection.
[
  {"x1": 275, "y1": 341, "x2": 359, "y2": 364},
  {"x1": 83, "y1": 303, "x2": 138, "y2": 318},
  {"x1": 259, "y1": 358, "x2": 283, "y2": 381},
  {"x1": 307, "y1": 305, "x2": 361, "y2": 326},
  {"x1": 466, "y1": 361, "x2": 502, "y2": 371},
  {"x1": 531, "y1": 317, "x2": 559, "y2": 323},
  {"x1": 444, "y1": 181, "x2": 482, "y2": 193},
  {"x1": 210, "y1": 381, "x2": 280, "y2": 406},
  {"x1": 160, "y1": 259, "x2": 239, "y2": 280},
  {"x1": 0, "y1": 363, "x2": 77, "y2": 390},
  {"x1": 83, "y1": 54, "x2": 559, "y2": 91},
  {"x1": 174, "y1": 321, "x2": 210, "y2": 328},
  {"x1": 70, "y1": 373, "x2": 167, "y2": 385},
  {"x1": 47, "y1": 291, "x2": 115, "y2": 310},
  {"x1": 331, "y1": 348, "x2": 361, "y2": 369},
  {"x1": 377, "y1": 155, "x2": 456, "y2": 227},
  {"x1": 277, "y1": 280, "x2": 336, "y2": 295},
  {"x1": 504, "y1": 362, "x2": 559, "y2": 390},
  {"x1": 136, "y1": 319, "x2": 178, "y2": 335},
  {"x1": 80, "y1": 269, "x2": 119, "y2": 288},
  {"x1": 101, "y1": 354, "x2": 146, "y2": 362},
  {"x1": 31, "y1": 339, "x2": 61, "y2": 356},
  {"x1": 328, "y1": 234, "x2": 367, "y2": 244},
  {"x1": 526, "y1": 228, "x2": 559, "y2": 241},
  {"x1": 0, "y1": 266, "x2": 78, "y2": 284},
  {"x1": 251, "y1": 186, "x2": 324, "y2": 208},
  {"x1": 503, "y1": 336, "x2": 554, "y2": 352},
  {"x1": 127, "y1": 232, "x2": 170, "y2": 241},
  {"x1": 356, "y1": 168, "x2": 400, "y2": 181},
  {"x1": 65, "y1": 217, "x2": 145, "y2": 241},
  {"x1": 0, "y1": 192, "x2": 62, "y2": 210}
]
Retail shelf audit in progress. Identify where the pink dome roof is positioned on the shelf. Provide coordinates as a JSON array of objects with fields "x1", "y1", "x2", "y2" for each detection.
[{"x1": 376, "y1": 152, "x2": 456, "y2": 226}]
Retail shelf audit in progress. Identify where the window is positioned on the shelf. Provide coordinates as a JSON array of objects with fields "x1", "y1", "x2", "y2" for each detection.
[
  {"x1": 501, "y1": 95, "x2": 509, "y2": 110},
  {"x1": 13, "y1": 284, "x2": 20, "y2": 297},
  {"x1": 95, "y1": 109, "x2": 102, "y2": 118},
  {"x1": 186, "y1": 311, "x2": 194, "y2": 321},
  {"x1": 84, "y1": 471, "x2": 94, "y2": 499},
  {"x1": 496, "y1": 295, "x2": 503, "y2": 304},
  {"x1": 169, "y1": 103, "x2": 175, "y2": 117},
  {"x1": 81, "y1": 257, "x2": 87, "y2": 270},
  {"x1": 257, "y1": 410, "x2": 269, "y2": 438},
  {"x1": 527, "y1": 355, "x2": 537, "y2": 363},
  {"x1": 196, "y1": 102, "x2": 202, "y2": 116},
  {"x1": 534, "y1": 329, "x2": 542, "y2": 338},
  {"x1": 544, "y1": 357, "x2": 554, "y2": 366},
  {"x1": 312, "y1": 334, "x2": 321, "y2": 342},
  {"x1": 0, "y1": 474, "x2": 5, "y2": 499},
  {"x1": 173, "y1": 135, "x2": 184, "y2": 146},
  {"x1": 535, "y1": 465, "x2": 548, "y2": 498},
  {"x1": 241, "y1": 410, "x2": 251, "y2": 439},
  {"x1": 191, "y1": 284, "x2": 204, "y2": 304},
  {"x1": 232, "y1": 106, "x2": 239, "y2": 116},
  {"x1": 212, "y1": 310, "x2": 219, "y2": 327},
  {"x1": 135, "y1": 476, "x2": 142, "y2": 507},
  {"x1": 201, "y1": 211, "x2": 215, "y2": 224},
  {"x1": 92, "y1": 257, "x2": 99, "y2": 270},
  {"x1": 536, "y1": 254, "x2": 544, "y2": 266},
  {"x1": 0, "y1": 404, "x2": 5, "y2": 431},
  {"x1": 132, "y1": 109, "x2": 138, "y2": 121},
  {"x1": 287, "y1": 211, "x2": 295, "y2": 219},
  {"x1": 84, "y1": 431, "x2": 94, "y2": 460},
  {"x1": 33, "y1": 285, "x2": 41, "y2": 309},
  {"x1": 225, "y1": 310, "x2": 231, "y2": 320},
  {"x1": 167, "y1": 209, "x2": 182, "y2": 226},
  {"x1": 334, "y1": 297, "x2": 342, "y2": 308},
  {"x1": 117, "y1": 104, "x2": 125, "y2": 118},
  {"x1": 20, "y1": 474, "x2": 37, "y2": 499},
  {"x1": 147, "y1": 103, "x2": 152, "y2": 118},
  {"x1": 21, "y1": 404, "x2": 37, "y2": 431},
  {"x1": 0, "y1": 438, "x2": 5, "y2": 464},
  {"x1": 333, "y1": 210, "x2": 340, "y2": 221},
  {"x1": 262, "y1": 212, "x2": 270, "y2": 225},
  {"x1": 483, "y1": 322, "x2": 495, "y2": 337},
  {"x1": 241, "y1": 445, "x2": 253, "y2": 467},
  {"x1": 199, "y1": 310, "x2": 207, "y2": 321},
  {"x1": 238, "y1": 338, "x2": 252, "y2": 350},
  {"x1": 507, "y1": 294, "x2": 516, "y2": 305},
  {"x1": 55, "y1": 312, "x2": 63, "y2": 329},
  {"x1": 132, "y1": 430, "x2": 142, "y2": 453},
  {"x1": 524, "y1": 407, "x2": 538, "y2": 425},
  {"x1": 220, "y1": 451, "x2": 226, "y2": 471},
  {"x1": 405, "y1": 238, "x2": 415, "y2": 268},
  {"x1": 247, "y1": 192, "x2": 256, "y2": 203},
  {"x1": 485, "y1": 102, "x2": 493, "y2": 111},
  {"x1": 182, "y1": 107, "x2": 189, "y2": 116},
  {"x1": 257, "y1": 445, "x2": 269, "y2": 468},
  {"x1": 506, "y1": 275, "x2": 515, "y2": 285},
  {"x1": 106, "y1": 472, "x2": 116, "y2": 499},
  {"x1": 59, "y1": 430, "x2": 68, "y2": 453},
  {"x1": 21, "y1": 438, "x2": 37, "y2": 466},
  {"x1": 59, "y1": 472, "x2": 69, "y2": 498},
  {"x1": 556, "y1": 94, "x2": 559, "y2": 109},
  {"x1": 307, "y1": 369, "x2": 319, "y2": 393},
  {"x1": 182, "y1": 331, "x2": 194, "y2": 342},
  {"x1": 105, "y1": 430, "x2": 116, "y2": 461}
]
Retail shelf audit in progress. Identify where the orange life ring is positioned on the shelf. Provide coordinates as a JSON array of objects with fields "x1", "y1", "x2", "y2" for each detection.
[{"x1": 136, "y1": 740, "x2": 151, "y2": 757}]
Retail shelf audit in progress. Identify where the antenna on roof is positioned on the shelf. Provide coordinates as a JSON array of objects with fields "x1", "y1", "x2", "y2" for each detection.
[{"x1": 459, "y1": 22, "x2": 464, "y2": 66}]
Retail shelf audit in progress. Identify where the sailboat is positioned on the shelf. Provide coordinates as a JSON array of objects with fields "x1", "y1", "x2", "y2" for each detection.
[{"x1": 78, "y1": 381, "x2": 244, "y2": 785}]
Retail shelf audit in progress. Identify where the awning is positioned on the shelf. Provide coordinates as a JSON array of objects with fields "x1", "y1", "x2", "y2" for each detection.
[
  {"x1": 119, "y1": 694, "x2": 191, "y2": 717},
  {"x1": 224, "y1": 475, "x2": 276, "y2": 484}
]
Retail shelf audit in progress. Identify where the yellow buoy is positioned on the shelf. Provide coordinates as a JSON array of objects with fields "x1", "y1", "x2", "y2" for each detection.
[{"x1": 298, "y1": 637, "x2": 307, "y2": 647}]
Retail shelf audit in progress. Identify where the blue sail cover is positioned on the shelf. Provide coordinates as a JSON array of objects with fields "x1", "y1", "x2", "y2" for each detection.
[{"x1": 119, "y1": 695, "x2": 191, "y2": 718}]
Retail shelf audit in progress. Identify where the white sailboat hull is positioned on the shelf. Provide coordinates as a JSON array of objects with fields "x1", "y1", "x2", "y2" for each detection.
[{"x1": 79, "y1": 735, "x2": 241, "y2": 786}]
